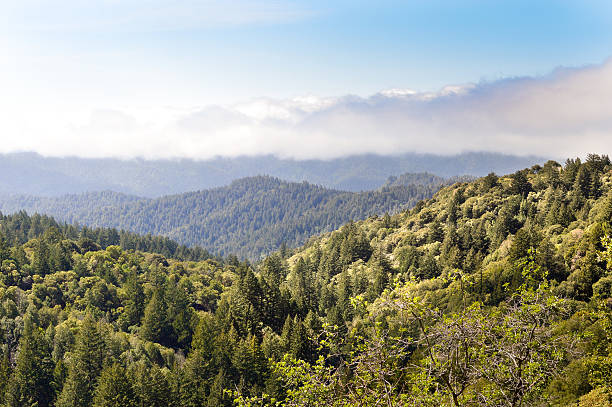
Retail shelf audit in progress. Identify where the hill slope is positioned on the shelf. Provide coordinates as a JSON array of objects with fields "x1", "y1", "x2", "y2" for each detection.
[
  {"x1": 287, "y1": 155, "x2": 612, "y2": 303},
  {"x1": 265, "y1": 154, "x2": 612, "y2": 404},
  {"x1": 0, "y1": 175, "x2": 455, "y2": 259},
  {"x1": 0, "y1": 156, "x2": 610, "y2": 406}
]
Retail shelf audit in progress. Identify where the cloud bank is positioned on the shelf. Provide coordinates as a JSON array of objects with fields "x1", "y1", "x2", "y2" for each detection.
[{"x1": 4, "y1": 59, "x2": 612, "y2": 160}]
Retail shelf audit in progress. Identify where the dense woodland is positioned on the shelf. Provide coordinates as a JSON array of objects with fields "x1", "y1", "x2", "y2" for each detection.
[
  {"x1": 0, "y1": 175, "x2": 456, "y2": 260},
  {"x1": 0, "y1": 211, "x2": 213, "y2": 262},
  {"x1": 1, "y1": 155, "x2": 612, "y2": 406}
]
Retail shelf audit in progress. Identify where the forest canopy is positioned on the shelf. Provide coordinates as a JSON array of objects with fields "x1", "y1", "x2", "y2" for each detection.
[
  {"x1": 0, "y1": 155, "x2": 611, "y2": 406},
  {"x1": 0, "y1": 175, "x2": 463, "y2": 259}
]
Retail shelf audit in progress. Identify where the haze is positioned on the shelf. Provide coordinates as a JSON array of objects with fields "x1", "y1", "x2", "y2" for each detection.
[{"x1": 1, "y1": 0, "x2": 612, "y2": 159}]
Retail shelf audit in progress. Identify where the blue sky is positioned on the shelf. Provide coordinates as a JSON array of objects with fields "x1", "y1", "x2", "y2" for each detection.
[{"x1": 1, "y1": 1, "x2": 612, "y2": 159}]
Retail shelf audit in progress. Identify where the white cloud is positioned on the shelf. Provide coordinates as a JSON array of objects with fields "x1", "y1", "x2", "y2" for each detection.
[{"x1": 2, "y1": 59, "x2": 612, "y2": 160}]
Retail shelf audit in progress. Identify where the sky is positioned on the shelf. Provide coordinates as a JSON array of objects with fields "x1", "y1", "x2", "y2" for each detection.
[{"x1": 1, "y1": 0, "x2": 612, "y2": 160}]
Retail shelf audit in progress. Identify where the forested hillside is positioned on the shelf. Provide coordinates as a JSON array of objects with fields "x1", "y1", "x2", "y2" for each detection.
[
  {"x1": 383, "y1": 172, "x2": 475, "y2": 188},
  {"x1": 0, "y1": 152, "x2": 541, "y2": 196},
  {"x1": 0, "y1": 175, "x2": 454, "y2": 260},
  {"x1": 1, "y1": 155, "x2": 612, "y2": 406},
  {"x1": 0, "y1": 212, "x2": 213, "y2": 262}
]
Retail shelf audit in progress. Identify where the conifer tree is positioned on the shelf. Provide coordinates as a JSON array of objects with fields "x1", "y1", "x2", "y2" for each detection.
[
  {"x1": 0, "y1": 352, "x2": 11, "y2": 402},
  {"x1": 289, "y1": 316, "x2": 308, "y2": 361},
  {"x1": 428, "y1": 219, "x2": 444, "y2": 243},
  {"x1": 177, "y1": 350, "x2": 210, "y2": 407},
  {"x1": 573, "y1": 165, "x2": 591, "y2": 198},
  {"x1": 132, "y1": 363, "x2": 173, "y2": 407},
  {"x1": 207, "y1": 369, "x2": 231, "y2": 407},
  {"x1": 141, "y1": 287, "x2": 173, "y2": 347},
  {"x1": 166, "y1": 277, "x2": 194, "y2": 349},
  {"x1": 480, "y1": 172, "x2": 499, "y2": 192},
  {"x1": 280, "y1": 315, "x2": 293, "y2": 352},
  {"x1": 56, "y1": 314, "x2": 108, "y2": 407},
  {"x1": 119, "y1": 271, "x2": 145, "y2": 331},
  {"x1": 510, "y1": 170, "x2": 533, "y2": 197},
  {"x1": 31, "y1": 238, "x2": 51, "y2": 276},
  {"x1": 92, "y1": 363, "x2": 137, "y2": 407},
  {"x1": 5, "y1": 318, "x2": 55, "y2": 407}
]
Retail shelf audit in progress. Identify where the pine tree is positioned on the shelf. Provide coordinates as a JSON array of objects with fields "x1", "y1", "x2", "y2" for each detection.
[
  {"x1": 132, "y1": 363, "x2": 173, "y2": 407},
  {"x1": 92, "y1": 363, "x2": 137, "y2": 407},
  {"x1": 289, "y1": 316, "x2": 308, "y2": 360},
  {"x1": 177, "y1": 350, "x2": 210, "y2": 407},
  {"x1": 590, "y1": 172, "x2": 603, "y2": 199},
  {"x1": 240, "y1": 268, "x2": 263, "y2": 320},
  {"x1": 510, "y1": 170, "x2": 533, "y2": 197},
  {"x1": 428, "y1": 219, "x2": 444, "y2": 243},
  {"x1": 573, "y1": 165, "x2": 591, "y2": 198},
  {"x1": 288, "y1": 258, "x2": 315, "y2": 313},
  {"x1": 280, "y1": 315, "x2": 293, "y2": 352},
  {"x1": 562, "y1": 158, "x2": 581, "y2": 186},
  {"x1": 31, "y1": 238, "x2": 51, "y2": 276},
  {"x1": 0, "y1": 232, "x2": 9, "y2": 263},
  {"x1": 259, "y1": 276, "x2": 286, "y2": 332},
  {"x1": 141, "y1": 287, "x2": 173, "y2": 347},
  {"x1": 207, "y1": 369, "x2": 231, "y2": 407},
  {"x1": 231, "y1": 334, "x2": 267, "y2": 393},
  {"x1": 56, "y1": 314, "x2": 108, "y2": 407},
  {"x1": 119, "y1": 272, "x2": 145, "y2": 331},
  {"x1": 5, "y1": 318, "x2": 55, "y2": 407},
  {"x1": 166, "y1": 278, "x2": 194, "y2": 349},
  {"x1": 480, "y1": 172, "x2": 499, "y2": 192},
  {"x1": 0, "y1": 352, "x2": 11, "y2": 401}
]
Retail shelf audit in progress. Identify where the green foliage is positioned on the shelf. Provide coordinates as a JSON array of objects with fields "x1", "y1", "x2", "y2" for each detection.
[
  {"x1": 141, "y1": 286, "x2": 174, "y2": 347},
  {"x1": 0, "y1": 155, "x2": 610, "y2": 406},
  {"x1": 56, "y1": 314, "x2": 108, "y2": 407},
  {"x1": 4, "y1": 318, "x2": 55, "y2": 407},
  {"x1": 0, "y1": 175, "x2": 455, "y2": 260},
  {"x1": 92, "y1": 363, "x2": 137, "y2": 407}
]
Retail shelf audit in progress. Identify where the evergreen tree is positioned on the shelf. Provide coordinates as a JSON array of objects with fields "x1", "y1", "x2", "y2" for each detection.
[
  {"x1": 92, "y1": 363, "x2": 137, "y2": 407},
  {"x1": 119, "y1": 272, "x2": 145, "y2": 331},
  {"x1": 480, "y1": 172, "x2": 499, "y2": 192},
  {"x1": 232, "y1": 334, "x2": 267, "y2": 394},
  {"x1": 428, "y1": 219, "x2": 444, "y2": 243},
  {"x1": 590, "y1": 171, "x2": 603, "y2": 199},
  {"x1": 31, "y1": 238, "x2": 51, "y2": 276},
  {"x1": 289, "y1": 316, "x2": 308, "y2": 361},
  {"x1": 207, "y1": 369, "x2": 231, "y2": 407},
  {"x1": 177, "y1": 350, "x2": 210, "y2": 407},
  {"x1": 56, "y1": 314, "x2": 108, "y2": 407},
  {"x1": 141, "y1": 286, "x2": 174, "y2": 347},
  {"x1": 562, "y1": 158, "x2": 581, "y2": 186},
  {"x1": 0, "y1": 352, "x2": 11, "y2": 402},
  {"x1": 132, "y1": 364, "x2": 173, "y2": 407},
  {"x1": 510, "y1": 170, "x2": 532, "y2": 197},
  {"x1": 573, "y1": 165, "x2": 591, "y2": 198},
  {"x1": 5, "y1": 318, "x2": 55, "y2": 407},
  {"x1": 280, "y1": 315, "x2": 293, "y2": 353},
  {"x1": 166, "y1": 277, "x2": 194, "y2": 349}
]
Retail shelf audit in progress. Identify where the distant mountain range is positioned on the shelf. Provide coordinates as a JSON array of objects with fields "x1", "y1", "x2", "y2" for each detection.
[
  {"x1": 0, "y1": 174, "x2": 464, "y2": 259},
  {"x1": 0, "y1": 152, "x2": 544, "y2": 197}
]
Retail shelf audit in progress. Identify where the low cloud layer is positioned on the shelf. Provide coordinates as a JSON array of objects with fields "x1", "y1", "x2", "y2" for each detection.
[{"x1": 4, "y1": 59, "x2": 612, "y2": 160}]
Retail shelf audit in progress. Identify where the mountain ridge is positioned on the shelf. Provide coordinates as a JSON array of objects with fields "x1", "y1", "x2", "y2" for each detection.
[
  {"x1": 0, "y1": 174, "x2": 459, "y2": 259},
  {"x1": 0, "y1": 151, "x2": 545, "y2": 197}
]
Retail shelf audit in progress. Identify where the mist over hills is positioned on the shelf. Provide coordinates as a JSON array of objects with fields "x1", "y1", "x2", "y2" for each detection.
[
  {"x1": 0, "y1": 151, "x2": 543, "y2": 197},
  {"x1": 0, "y1": 175, "x2": 460, "y2": 260}
]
